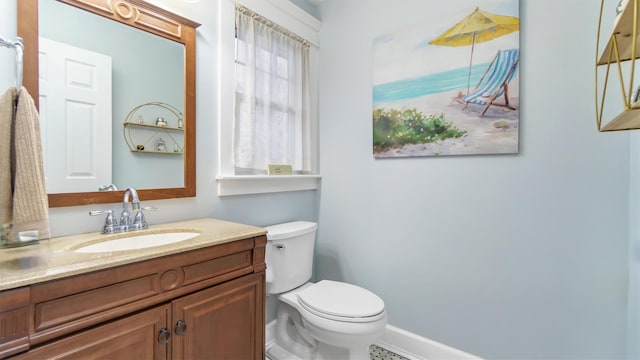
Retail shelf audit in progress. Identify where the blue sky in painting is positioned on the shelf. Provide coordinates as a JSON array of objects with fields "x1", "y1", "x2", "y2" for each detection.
[{"x1": 372, "y1": 0, "x2": 520, "y2": 87}]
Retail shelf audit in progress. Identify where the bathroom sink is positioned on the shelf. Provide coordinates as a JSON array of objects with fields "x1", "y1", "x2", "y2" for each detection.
[{"x1": 74, "y1": 232, "x2": 200, "y2": 253}]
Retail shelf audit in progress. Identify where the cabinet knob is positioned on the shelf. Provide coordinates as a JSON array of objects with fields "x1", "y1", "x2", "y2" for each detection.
[
  {"x1": 158, "y1": 327, "x2": 171, "y2": 344},
  {"x1": 175, "y1": 320, "x2": 188, "y2": 336}
]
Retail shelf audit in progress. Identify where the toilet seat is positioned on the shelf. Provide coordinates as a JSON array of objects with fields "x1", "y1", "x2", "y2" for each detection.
[{"x1": 296, "y1": 280, "x2": 385, "y2": 323}]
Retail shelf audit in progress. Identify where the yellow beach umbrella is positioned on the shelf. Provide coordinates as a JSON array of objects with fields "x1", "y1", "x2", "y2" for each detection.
[{"x1": 429, "y1": 7, "x2": 519, "y2": 94}]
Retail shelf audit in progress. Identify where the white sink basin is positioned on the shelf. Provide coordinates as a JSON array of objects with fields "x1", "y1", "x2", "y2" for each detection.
[{"x1": 74, "y1": 232, "x2": 200, "y2": 253}]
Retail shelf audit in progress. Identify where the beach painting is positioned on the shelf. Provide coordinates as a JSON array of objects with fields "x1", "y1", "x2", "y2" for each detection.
[{"x1": 372, "y1": 1, "x2": 520, "y2": 158}]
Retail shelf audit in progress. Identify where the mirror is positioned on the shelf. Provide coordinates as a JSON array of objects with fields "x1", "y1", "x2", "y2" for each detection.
[{"x1": 18, "y1": 0, "x2": 200, "y2": 207}]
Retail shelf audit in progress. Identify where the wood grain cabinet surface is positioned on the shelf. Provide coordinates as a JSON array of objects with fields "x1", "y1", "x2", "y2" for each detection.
[{"x1": 1, "y1": 234, "x2": 267, "y2": 359}]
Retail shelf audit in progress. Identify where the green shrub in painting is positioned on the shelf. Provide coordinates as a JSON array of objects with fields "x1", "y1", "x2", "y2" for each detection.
[{"x1": 372, "y1": 108, "x2": 466, "y2": 152}]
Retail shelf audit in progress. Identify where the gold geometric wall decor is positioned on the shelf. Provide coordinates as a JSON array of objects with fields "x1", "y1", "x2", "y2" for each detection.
[{"x1": 596, "y1": 0, "x2": 640, "y2": 131}]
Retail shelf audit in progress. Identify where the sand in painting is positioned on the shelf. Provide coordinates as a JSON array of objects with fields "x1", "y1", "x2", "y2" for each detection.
[{"x1": 373, "y1": 81, "x2": 520, "y2": 158}]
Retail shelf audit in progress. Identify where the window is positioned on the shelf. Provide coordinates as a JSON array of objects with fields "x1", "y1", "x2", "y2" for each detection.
[
  {"x1": 217, "y1": 0, "x2": 321, "y2": 196},
  {"x1": 234, "y1": 6, "x2": 310, "y2": 175}
]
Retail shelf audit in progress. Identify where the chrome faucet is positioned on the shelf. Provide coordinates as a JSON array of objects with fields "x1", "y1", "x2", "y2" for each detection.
[
  {"x1": 120, "y1": 187, "x2": 140, "y2": 231},
  {"x1": 90, "y1": 187, "x2": 157, "y2": 234},
  {"x1": 98, "y1": 184, "x2": 118, "y2": 191}
]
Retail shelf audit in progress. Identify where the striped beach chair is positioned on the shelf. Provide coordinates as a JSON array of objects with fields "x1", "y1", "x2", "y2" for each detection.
[{"x1": 462, "y1": 48, "x2": 520, "y2": 116}]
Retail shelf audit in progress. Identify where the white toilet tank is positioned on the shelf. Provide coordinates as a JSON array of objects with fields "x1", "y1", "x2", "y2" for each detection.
[{"x1": 265, "y1": 221, "x2": 318, "y2": 295}]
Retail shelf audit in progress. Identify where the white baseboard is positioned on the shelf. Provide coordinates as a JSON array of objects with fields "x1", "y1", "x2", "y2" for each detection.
[
  {"x1": 376, "y1": 325, "x2": 482, "y2": 360},
  {"x1": 266, "y1": 320, "x2": 481, "y2": 360}
]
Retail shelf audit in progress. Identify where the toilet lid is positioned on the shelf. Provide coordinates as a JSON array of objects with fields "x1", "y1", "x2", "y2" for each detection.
[{"x1": 297, "y1": 280, "x2": 385, "y2": 320}]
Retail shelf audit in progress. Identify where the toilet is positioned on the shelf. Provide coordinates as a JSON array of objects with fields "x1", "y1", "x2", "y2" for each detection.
[{"x1": 265, "y1": 221, "x2": 387, "y2": 360}]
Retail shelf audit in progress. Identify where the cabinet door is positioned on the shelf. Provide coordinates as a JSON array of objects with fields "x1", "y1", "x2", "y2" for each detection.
[
  {"x1": 14, "y1": 304, "x2": 170, "y2": 360},
  {"x1": 171, "y1": 273, "x2": 265, "y2": 360}
]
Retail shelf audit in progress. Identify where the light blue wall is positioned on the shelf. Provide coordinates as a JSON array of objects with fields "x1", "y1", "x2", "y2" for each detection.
[
  {"x1": 315, "y1": 0, "x2": 630, "y2": 359},
  {"x1": 630, "y1": 133, "x2": 640, "y2": 359},
  {"x1": 3, "y1": 0, "x2": 637, "y2": 358},
  {"x1": 289, "y1": 0, "x2": 320, "y2": 20}
]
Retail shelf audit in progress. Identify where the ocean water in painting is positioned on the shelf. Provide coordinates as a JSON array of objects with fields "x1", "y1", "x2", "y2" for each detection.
[{"x1": 372, "y1": 62, "x2": 490, "y2": 104}]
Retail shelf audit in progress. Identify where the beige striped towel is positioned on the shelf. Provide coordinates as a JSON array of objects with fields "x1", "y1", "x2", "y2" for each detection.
[{"x1": 0, "y1": 86, "x2": 50, "y2": 243}]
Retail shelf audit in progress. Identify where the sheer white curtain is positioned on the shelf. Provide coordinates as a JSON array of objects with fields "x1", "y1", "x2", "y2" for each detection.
[{"x1": 234, "y1": 7, "x2": 311, "y2": 175}]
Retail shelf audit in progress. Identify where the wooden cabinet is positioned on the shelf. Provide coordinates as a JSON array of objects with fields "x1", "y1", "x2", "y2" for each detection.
[
  {"x1": 0, "y1": 288, "x2": 30, "y2": 358},
  {"x1": 1, "y1": 234, "x2": 267, "y2": 359},
  {"x1": 172, "y1": 273, "x2": 263, "y2": 360},
  {"x1": 14, "y1": 305, "x2": 170, "y2": 360}
]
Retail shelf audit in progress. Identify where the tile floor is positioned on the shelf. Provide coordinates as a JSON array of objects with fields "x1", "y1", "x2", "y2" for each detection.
[{"x1": 369, "y1": 345, "x2": 410, "y2": 360}]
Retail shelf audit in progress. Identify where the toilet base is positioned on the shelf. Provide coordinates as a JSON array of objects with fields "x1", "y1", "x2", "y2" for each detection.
[
  {"x1": 271, "y1": 282, "x2": 386, "y2": 360},
  {"x1": 269, "y1": 310, "x2": 377, "y2": 360},
  {"x1": 267, "y1": 340, "x2": 371, "y2": 360},
  {"x1": 266, "y1": 343, "x2": 304, "y2": 360}
]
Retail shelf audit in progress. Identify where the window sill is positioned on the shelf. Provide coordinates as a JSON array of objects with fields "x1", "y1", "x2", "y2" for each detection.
[{"x1": 216, "y1": 175, "x2": 321, "y2": 196}]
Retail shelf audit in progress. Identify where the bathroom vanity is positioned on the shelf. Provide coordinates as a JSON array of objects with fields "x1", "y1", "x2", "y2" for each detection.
[{"x1": 0, "y1": 218, "x2": 267, "y2": 359}]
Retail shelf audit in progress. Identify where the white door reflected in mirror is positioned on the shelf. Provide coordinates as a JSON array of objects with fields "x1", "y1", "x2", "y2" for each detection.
[{"x1": 39, "y1": 37, "x2": 113, "y2": 193}]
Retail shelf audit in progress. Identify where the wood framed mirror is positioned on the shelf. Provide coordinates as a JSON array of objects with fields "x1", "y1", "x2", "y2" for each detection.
[{"x1": 17, "y1": 0, "x2": 199, "y2": 207}]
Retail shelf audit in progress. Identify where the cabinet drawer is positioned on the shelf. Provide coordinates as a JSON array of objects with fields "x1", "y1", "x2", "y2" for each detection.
[
  {"x1": 29, "y1": 240, "x2": 256, "y2": 344},
  {"x1": 33, "y1": 250, "x2": 252, "y2": 333},
  {"x1": 35, "y1": 276, "x2": 158, "y2": 331},
  {"x1": 182, "y1": 250, "x2": 251, "y2": 285}
]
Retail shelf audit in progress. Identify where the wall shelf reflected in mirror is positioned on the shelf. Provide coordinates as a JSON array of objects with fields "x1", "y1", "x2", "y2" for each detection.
[{"x1": 123, "y1": 102, "x2": 185, "y2": 155}]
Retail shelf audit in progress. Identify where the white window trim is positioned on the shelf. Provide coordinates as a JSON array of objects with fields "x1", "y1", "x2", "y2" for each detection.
[
  {"x1": 217, "y1": 0, "x2": 322, "y2": 196},
  {"x1": 217, "y1": 174, "x2": 322, "y2": 196}
]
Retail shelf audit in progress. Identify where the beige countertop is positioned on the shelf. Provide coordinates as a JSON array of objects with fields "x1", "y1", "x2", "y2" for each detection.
[{"x1": 0, "y1": 218, "x2": 267, "y2": 291}]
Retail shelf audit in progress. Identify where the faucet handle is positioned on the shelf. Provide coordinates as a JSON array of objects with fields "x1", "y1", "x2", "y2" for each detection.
[
  {"x1": 132, "y1": 206, "x2": 157, "y2": 230},
  {"x1": 89, "y1": 209, "x2": 119, "y2": 234}
]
